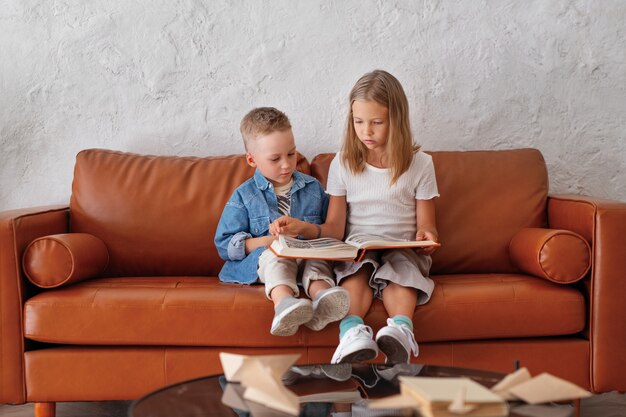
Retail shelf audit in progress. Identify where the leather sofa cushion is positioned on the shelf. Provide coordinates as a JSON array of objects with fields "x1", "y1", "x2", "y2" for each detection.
[
  {"x1": 311, "y1": 149, "x2": 548, "y2": 274},
  {"x1": 69, "y1": 149, "x2": 310, "y2": 277},
  {"x1": 23, "y1": 275, "x2": 584, "y2": 346},
  {"x1": 22, "y1": 233, "x2": 109, "y2": 288},
  {"x1": 509, "y1": 228, "x2": 591, "y2": 284}
]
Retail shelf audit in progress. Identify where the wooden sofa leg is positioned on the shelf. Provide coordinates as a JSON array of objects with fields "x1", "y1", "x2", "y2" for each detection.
[{"x1": 34, "y1": 402, "x2": 56, "y2": 417}]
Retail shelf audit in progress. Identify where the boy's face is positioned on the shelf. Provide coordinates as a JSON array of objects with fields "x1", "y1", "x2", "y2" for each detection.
[{"x1": 246, "y1": 129, "x2": 297, "y2": 187}]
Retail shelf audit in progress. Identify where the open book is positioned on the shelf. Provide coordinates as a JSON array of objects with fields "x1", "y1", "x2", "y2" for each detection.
[
  {"x1": 223, "y1": 378, "x2": 363, "y2": 411},
  {"x1": 289, "y1": 378, "x2": 363, "y2": 403},
  {"x1": 269, "y1": 233, "x2": 440, "y2": 262}
]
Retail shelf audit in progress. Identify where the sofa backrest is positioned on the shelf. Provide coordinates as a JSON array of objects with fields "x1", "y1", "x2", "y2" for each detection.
[
  {"x1": 311, "y1": 149, "x2": 548, "y2": 274},
  {"x1": 70, "y1": 148, "x2": 547, "y2": 277},
  {"x1": 70, "y1": 149, "x2": 310, "y2": 277}
]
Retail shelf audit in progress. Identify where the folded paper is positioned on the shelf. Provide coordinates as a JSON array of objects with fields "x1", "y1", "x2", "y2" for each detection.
[
  {"x1": 220, "y1": 352, "x2": 300, "y2": 383},
  {"x1": 220, "y1": 352, "x2": 301, "y2": 415},
  {"x1": 491, "y1": 367, "x2": 532, "y2": 400},
  {"x1": 221, "y1": 383, "x2": 249, "y2": 412},
  {"x1": 369, "y1": 376, "x2": 507, "y2": 417},
  {"x1": 491, "y1": 368, "x2": 591, "y2": 404},
  {"x1": 448, "y1": 386, "x2": 478, "y2": 414},
  {"x1": 368, "y1": 368, "x2": 592, "y2": 416},
  {"x1": 507, "y1": 372, "x2": 592, "y2": 404}
]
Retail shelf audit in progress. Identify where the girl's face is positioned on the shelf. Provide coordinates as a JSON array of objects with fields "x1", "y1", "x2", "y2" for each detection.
[{"x1": 351, "y1": 100, "x2": 389, "y2": 153}]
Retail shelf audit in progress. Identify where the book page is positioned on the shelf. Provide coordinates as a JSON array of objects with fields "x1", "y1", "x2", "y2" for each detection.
[
  {"x1": 270, "y1": 235, "x2": 359, "y2": 260},
  {"x1": 345, "y1": 233, "x2": 438, "y2": 249},
  {"x1": 280, "y1": 235, "x2": 351, "y2": 250},
  {"x1": 290, "y1": 378, "x2": 363, "y2": 403}
]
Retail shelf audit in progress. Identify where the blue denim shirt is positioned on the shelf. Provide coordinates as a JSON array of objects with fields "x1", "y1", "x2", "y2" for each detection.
[{"x1": 214, "y1": 169, "x2": 328, "y2": 284}]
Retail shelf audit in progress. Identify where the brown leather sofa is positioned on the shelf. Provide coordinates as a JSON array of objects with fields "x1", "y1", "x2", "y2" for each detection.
[{"x1": 1, "y1": 148, "x2": 625, "y2": 416}]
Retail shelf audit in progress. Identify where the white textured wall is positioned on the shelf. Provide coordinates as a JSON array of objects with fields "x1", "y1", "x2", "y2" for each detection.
[{"x1": 1, "y1": 0, "x2": 625, "y2": 211}]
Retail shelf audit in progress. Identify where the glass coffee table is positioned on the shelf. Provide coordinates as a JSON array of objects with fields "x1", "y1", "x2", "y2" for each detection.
[{"x1": 129, "y1": 363, "x2": 576, "y2": 417}]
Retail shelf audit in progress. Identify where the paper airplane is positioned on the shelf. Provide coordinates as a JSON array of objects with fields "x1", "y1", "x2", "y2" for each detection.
[
  {"x1": 491, "y1": 368, "x2": 591, "y2": 404},
  {"x1": 491, "y1": 367, "x2": 532, "y2": 400},
  {"x1": 220, "y1": 352, "x2": 300, "y2": 383},
  {"x1": 368, "y1": 368, "x2": 592, "y2": 416},
  {"x1": 221, "y1": 383, "x2": 249, "y2": 412},
  {"x1": 506, "y1": 372, "x2": 592, "y2": 404},
  {"x1": 219, "y1": 352, "x2": 301, "y2": 415},
  {"x1": 448, "y1": 386, "x2": 478, "y2": 414},
  {"x1": 369, "y1": 376, "x2": 507, "y2": 417}
]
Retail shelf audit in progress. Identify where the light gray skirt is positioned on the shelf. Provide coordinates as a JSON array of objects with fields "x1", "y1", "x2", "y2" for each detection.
[{"x1": 334, "y1": 248, "x2": 434, "y2": 305}]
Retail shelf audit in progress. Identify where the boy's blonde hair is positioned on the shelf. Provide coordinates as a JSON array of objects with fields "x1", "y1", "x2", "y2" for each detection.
[
  {"x1": 240, "y1": 107, "x2": 292, "y2": 151},
  {"x1": 342, "y1": 70, "x2": 420, "y2": 185}
]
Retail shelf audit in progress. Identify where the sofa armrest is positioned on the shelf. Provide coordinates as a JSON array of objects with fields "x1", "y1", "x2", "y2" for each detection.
[
  {"x1": 547, "y1": 194, "x2": 626, "y2": 393},
  {"x1": 509, "y1": 227, "x2": 591, "y2": 284},
  {"x1": 0, "y1": 205, "x2": 69, "y2": 403}
]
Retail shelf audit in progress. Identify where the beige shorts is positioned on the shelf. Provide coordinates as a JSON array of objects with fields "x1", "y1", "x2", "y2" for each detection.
[
  {"x1": 334, "y1": 248, "x2": 434, "y2": 305},
  {"x1": 257, "y1": 249, "x2": 335, "y2": 299}
]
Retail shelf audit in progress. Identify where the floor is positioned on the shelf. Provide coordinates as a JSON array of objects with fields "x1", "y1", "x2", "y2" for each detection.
[
  {"x1": 0, "y1": 401, "x2": 132, "y2": 417},
  {"x1": 1, "y1": 393, "x2": 626, "y2": 417}
]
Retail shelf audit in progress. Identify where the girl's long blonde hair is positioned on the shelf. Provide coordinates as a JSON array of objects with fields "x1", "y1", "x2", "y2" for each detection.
[{"x1": 342, "y1": 70, "x2": 420, "y2": 185}]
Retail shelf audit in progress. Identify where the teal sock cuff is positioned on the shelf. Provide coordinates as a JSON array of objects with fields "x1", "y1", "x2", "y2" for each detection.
[
  {"x1": 339, "y1": 315, "x2": 364, "y2": 339},
  {"x1": 392, "y1": 315, "x2": 414, "y2": 331}
]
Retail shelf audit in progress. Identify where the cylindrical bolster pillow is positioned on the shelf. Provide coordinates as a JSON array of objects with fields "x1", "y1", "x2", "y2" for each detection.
[
  {"x1": 23, "y1": 233, "x2": 109, "y2": 288},
  {"x1": 509, "y1": 228, "x2": 591, "y2": 284}
]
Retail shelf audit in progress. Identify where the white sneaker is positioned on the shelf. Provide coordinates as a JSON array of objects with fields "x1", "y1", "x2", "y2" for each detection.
[
  {"x1": 374, "y1": 363, "x2": 424, "y2": 381},
  {"x1": 282, "y1": 363, "x2": 353, "y2": 384},
  {"x1": 375, "y1": 318, "x2": 419, "y2": 364},
  {"x1": 320, "y1": 363, "x2": 353, "y2": 381},
  {"x1": 270, "y1": 298, "x2": 314, "y2": 336},
  {"x1": 305, "y1": 287, "x2": 350, "y2": 331},
  {"x1": 331, "y1": 324, "x2": 379, "y2": 364}
]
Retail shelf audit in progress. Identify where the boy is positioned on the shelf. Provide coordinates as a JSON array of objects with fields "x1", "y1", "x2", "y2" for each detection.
[{"x1": 215, "y1": 107, "x2": 349, "y2": 336}]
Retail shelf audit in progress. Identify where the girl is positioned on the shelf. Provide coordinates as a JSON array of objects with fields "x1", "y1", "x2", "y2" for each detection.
[{"x1": 270, "y1": 70, "x2": 439, "y2": 364}]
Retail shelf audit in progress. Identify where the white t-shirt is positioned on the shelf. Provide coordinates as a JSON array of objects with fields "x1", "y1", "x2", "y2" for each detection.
[{"x1": 326, "y1": 151, "x2": 439, "y2": 241}]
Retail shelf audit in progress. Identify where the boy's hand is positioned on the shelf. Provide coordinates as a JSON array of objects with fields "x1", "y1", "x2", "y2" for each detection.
[
  {"x1": 244, "y1": 235, "x2": 278, "y2": 254},
  {"x1": 270, "y1": 216, "x2": 304, "y2": 237},
  {"x1": 415, "y1": 230, "x2": 438, "y2": 256}
]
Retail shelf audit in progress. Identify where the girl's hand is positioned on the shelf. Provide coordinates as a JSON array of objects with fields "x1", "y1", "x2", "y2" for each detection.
[
  {"x1": 415, "y1": 230, "x2": 438, "y2": 256},
  {"x1": 270, "y1": 216, "x2": 305, "y2": 237}
]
